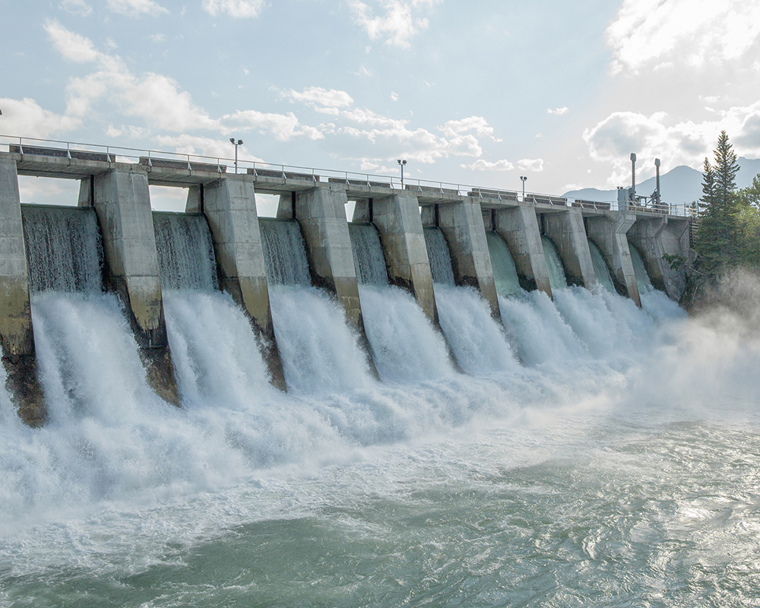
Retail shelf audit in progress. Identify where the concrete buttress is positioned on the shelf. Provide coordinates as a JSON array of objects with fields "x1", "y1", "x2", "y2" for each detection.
[
  {"x1": 202, "y1": 178, "x2": 286, "y2": 390},
  {"x1": 0, "y1": 158, "x2": 45, "y2": 425},
  {"x1": 493, "y1": 204, "x2": 553, "y2": 298},
  {"x1": 586, "y1": 212, "x2": 641, "y2": 306},
  {"x1": 436, "y1": 200, "x2": 500, "y2": 318},
  {"x1": 294, "y1": 184, "x2": 365, "y2": 331},
  {"x1": 542, "y1": 209, "x2": 597, "y2": 289},
  {"x1": 354, "y1": 193, "x2": 438, "y2": 324},
  {"x1": 628, "y1": 215, "x2": 689, "y2": 300},
  {"x1": 92, "y1": 168, "x2": 180, "y2": 404}
]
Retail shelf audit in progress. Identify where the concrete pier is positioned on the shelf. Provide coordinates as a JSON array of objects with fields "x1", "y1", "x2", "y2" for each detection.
[
  {"x1": 541, "y1": 209, "x2": 597, "y2": 289},
  {"x1": 0, "y1": 158, "x2": 45, "y2": 425},
  {"x1": 586, "y1": 212, "x2": 641, "y2": 306},
  {"x1": 628, "y1": 215, "x2": 689, "y2": 300},
  {"x1": 201, "y1": 178, "x2": 286, "y2": 389},
  {"x1": 493, "y1": 204, "x2": 553, "y2": 298},
  {"x1": 91, "y1": 168, "x2": 180, "y2": 404},
  {"x1": 285, "y1": 184, "x2": 365, "y2": 332},
  {"x1": 433, "y1": 200, "x2": 500, "y2": 318},
  {"x1": 353, "y1": 193, "x2": 438, "y2": 323}
]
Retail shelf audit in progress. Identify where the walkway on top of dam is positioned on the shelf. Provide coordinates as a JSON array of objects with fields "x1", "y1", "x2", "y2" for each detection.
[{"x1": 1, "y1": 135, "x2": 692, "y2": 219}]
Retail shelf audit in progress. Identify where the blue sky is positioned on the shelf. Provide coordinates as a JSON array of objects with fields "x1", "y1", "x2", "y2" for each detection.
[{"x1": 2, "y1": 0, "x2": 760, "y2": 210}]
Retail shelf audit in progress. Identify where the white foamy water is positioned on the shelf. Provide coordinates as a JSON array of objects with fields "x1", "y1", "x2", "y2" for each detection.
[
  {"x1": 358, "y1": 285, "x2": 453, "y2": 383},
  {"x1": 434, "y1": 284, "x2": 518, "y2": 374},
  {"x1": 3, "y1": 281, "x2": 760, "y2": 607},
  {"x1": 269, "y1": 285, "x2": 374, "y2": 393},
  {"x1": 164, "y1": 290, "x2": 273, "y2": 406}
]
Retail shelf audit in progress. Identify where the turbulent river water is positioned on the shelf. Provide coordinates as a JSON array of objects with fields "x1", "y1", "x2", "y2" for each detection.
[{"x1": 2, "y1": 280, "x2": 760, "y2": 607}]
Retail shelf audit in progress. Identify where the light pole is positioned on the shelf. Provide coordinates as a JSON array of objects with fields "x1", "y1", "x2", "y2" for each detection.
[
  {"x1": 397, "y1": 159, "x2": 407, "y2": 188},
  {"x1": 230, "y1": 138, "x2": 243, "y2": 174},
  {"x1": 520, "y1": 175, "x2": 527, "y2": 199}
]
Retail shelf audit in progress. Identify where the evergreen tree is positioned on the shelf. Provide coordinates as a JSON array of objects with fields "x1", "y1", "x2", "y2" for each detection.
[{"x1": 694, "y1": 131, "x2": 742, "y2": 275}]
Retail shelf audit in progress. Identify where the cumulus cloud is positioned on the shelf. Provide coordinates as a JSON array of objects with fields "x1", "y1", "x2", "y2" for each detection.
[
  {"x1": 0, "y1": 97, "x2": 80, "y2": 138},
  {"x1": 440, "y1": 116, "x2": 501, "y2": 141},
  {"x1": 462, "y1": 159, "x2": 515, "y2": 172},
  {"x1": 60, "y1": 0, "x2": 93, "y2": 16},
  {"x1": 517, "y1": 158, "x2": 544, "y2": 172},
  {"x1": 106, "y1": 0, "x2": 168, "y2": 17},
  {"x1": 583, "y1": 104, "x2": 760, "y2": 186},
  {"x1": 349, "y1": 0, "x2": 441, "y2": 48},
  {"x1": 40, "y1": 22, "x2": 323, "y2": 145},
  {"x1": 154, "y1": 135, "x2": 264, "y2": 161},
  {"x1": 286, "y1": 87, "x2": 354, "y2": 110},
  {"x1": 44, "y1": 20, "x2": 100, "y2": 63},
  {"x1": 607, "y1": 0, "x2": 760, "y2": 73},
  {"x1": 547, "y1": 107, "x2": 569, "y2": 116},
  {"x1": 202, "y1": 0, "x2": 265, "y2": 18}
]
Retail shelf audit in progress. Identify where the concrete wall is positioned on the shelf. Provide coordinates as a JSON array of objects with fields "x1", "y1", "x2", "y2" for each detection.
[
  {"x1": 628, "y1": 216, "x2": 689, "y2": 300},
  {"x1": 92, "y1": 168, "x2": 179, "y2": 404},
  {"x1": 436, "y1": 200, "x2": 500, "y2": 318},
  {"x1": 586, "y1": 212, "x2": 641, "y2": 306},
  {"x1": 353, "y1": 194, "x2": 438, "y2": 323},
  {"x1": 293, "y1": 184, "x2": 364, "y2": 331},
  {"x1": 493, "y1": 203, "x2": 552, "y2": 298},
  {"x1": 541, "y1": 209, "x2": 597, "y2": 289},
  {"x1": 201, "y1": 178, "x2": 285, "y2": 389},
  {"x1": 0, "y1": 158, "x2": 45, "y2": 425}
]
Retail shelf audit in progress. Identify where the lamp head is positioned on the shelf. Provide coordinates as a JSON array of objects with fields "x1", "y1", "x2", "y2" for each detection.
[
  {"x1": 230, "y1": 138, "x2": 235, "y2": 144},
  {"x1": 238, "y1": 140, "x2": 243, "y2": 145}
]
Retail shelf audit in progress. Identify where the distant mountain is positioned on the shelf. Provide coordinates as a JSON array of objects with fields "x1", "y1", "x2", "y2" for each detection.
[{"x1": 563, "y1": 157, "x2": 760, "y2": 206}]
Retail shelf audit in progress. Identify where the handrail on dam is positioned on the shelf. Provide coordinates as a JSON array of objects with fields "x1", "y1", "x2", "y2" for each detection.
[{"x1": 1, "y1": 134, "x2": 693, "y2": 217}]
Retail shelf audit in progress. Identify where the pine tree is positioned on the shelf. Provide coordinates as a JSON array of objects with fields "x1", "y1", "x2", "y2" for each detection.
[{"x1": 694, "y1": 131, "x2": 742, "y2": 275}]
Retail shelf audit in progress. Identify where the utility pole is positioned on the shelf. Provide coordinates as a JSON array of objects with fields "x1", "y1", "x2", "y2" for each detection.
[
  {"x1": 230, "y1": 138, "x2": 243, "y2": 174},
  {"x1": 397, "y1": 159, "x2": 407, "y2": 188}
]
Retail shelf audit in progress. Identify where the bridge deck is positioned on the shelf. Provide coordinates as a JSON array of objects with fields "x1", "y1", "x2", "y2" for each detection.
[{"x1": 2, "y1": 150, "x2": 683, "y2": 220}]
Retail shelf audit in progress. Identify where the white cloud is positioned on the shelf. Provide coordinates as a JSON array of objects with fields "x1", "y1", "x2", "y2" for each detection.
[
  {"x1": 349, "y1": 0, "x2": 441, "y2": 48},
  {"x1": 390, "y1": 92, "x2": 399, "y2": 101},
  {"x1": 287, "y1": 86, "x2": 354, "y2": 109},
  {"x1": 0, "y1": 97, "x2": 81, "y2": 138},
  {"x1": 106, "y1": 0, "x2": 169, "y2": 17},
  {"x1": 221, "y1": 110, "x2": 325, "y2": 141},
  {"x1": 583, "y1": 105, "x2": 760, "y2": 186},
  {"x1": 44, "y1": 20, "x2": 101, "y2": 63},
  {"x1": 149, "y1": 33, "x2": 166, "y2": 42},
  {"x1": 607, "y1": 0, "x2": 760, "y2": 73},
  {"x1": 440, "y1": 116, "x2": 501, "y2": 141},
  {"x1": 154, "y1": 134, "x2": 263, "y2": 161},
  {"x1": 60, "y1": 0, "x2": 93, "y2": 16},
  {"x1": 517, "y1": 158, "x2": 544, "y2": 172},
  {"x1": 202, "y1": 0, "x2": 265, "y2": 18},
  {"x1": 547, "y1": 107, "x2": 569, "y2": 116},
  {"x1": 462, "y1": 159, "x2": 515, "y2": 172}
]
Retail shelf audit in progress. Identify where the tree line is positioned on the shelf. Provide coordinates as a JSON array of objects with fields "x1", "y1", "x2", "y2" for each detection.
[{"x1": 693, "y1": 131, "x2": 760, "y2": 278}]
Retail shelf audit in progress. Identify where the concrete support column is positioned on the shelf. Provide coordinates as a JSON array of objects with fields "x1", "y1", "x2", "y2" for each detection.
[
  {"x1": 435, "y1": 199, "x2": 500, "y2": 318},
  {"x1": 628, "y1": 216, "x2": 689, "y2": 300},
  {"x1": 494, "y1": 203, "x2": 552, "y2": 298},
  {"x1": 586, "y1": 212, "x2": 641, "y2": 306},
  {"x1": 294, "y1": 184, "x2": 364, "y2": 329},
  {"x1": 92, "y1": 168, "x2": 179, "y2": 404},
  {"x1": 353, "y1": 193, "x2": 438, "y2": 323},
  {"x1": 0, "y1": 158, "x2": 44, "y2": 425},
  {"x1": 202, "y1": 178, "x2": 285, "y2": 389},
  {"x1": 542, "y1": 209, "x2": 597, "y2": 288}
]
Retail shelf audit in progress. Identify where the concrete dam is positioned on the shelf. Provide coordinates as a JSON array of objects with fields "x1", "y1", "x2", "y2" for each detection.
[{"x1": 0, "y1": 143, "x2": 690, "y2": 425}]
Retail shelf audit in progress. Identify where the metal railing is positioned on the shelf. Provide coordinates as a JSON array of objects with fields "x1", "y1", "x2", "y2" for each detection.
[{"x1": 1, "y1": 134, "x2": 693, "y2": 217}]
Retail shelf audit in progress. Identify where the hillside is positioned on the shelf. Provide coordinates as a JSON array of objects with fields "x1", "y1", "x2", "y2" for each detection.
[{"x1": 563, "y1": 157, "x2": 760, "y2": 205}]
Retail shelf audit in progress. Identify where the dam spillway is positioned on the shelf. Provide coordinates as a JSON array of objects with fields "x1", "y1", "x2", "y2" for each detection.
[{"x1": 0, "y1": 145, "x2": 690, "y2": 422}]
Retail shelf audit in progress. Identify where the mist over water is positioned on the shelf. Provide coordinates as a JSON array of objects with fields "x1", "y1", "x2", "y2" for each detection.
[{"x1": 3, "y1": 260, "x2": 760, "y2": 605}]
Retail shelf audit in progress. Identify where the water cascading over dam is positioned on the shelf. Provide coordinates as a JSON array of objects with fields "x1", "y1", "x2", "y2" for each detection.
[
  {"x1": 153, "y1": 212, "x2": 273, "y2": 405},
  {"x1": 588, "y1": 239, "x2": 615, "y2": 293},
  {"x1": 541, "y1": 235, "x2": 568, "y2": 291},
  {"x1": 424, "y1": 226, "x2": 516, "y2": 374},
  {"x1": 486, "y1": 231, "x2": 521, "y2": 298},
  {"x1": 628, "y1": 241, "x2": 653, "y2": 295},
  {"x1": 260, "y1": 218, "x2": 373, "y2": 393},
  {"x1": 349, "y1": 223, "x2": 452, "y2": 383}
]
